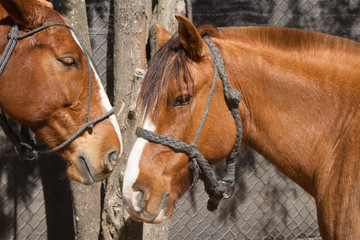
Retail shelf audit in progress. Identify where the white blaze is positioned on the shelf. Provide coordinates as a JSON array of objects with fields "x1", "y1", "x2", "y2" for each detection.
[
  {"x1": 122, "y1": 119, "x2": 155, "y2": 209},
  {"x1": 92, "y1": 64, "x2": 123, "y2": 157},
  {"x1": 71, "y1": 31, "x2": 123, "y2": 157}
]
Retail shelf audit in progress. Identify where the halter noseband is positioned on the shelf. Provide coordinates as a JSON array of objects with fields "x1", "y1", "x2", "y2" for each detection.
[
  {"x1": 136, "y1": 36, "x2": 243, "y2": 211},
  {"x1": 0, "y1": 23, "x2": 116, "y2": 160}
]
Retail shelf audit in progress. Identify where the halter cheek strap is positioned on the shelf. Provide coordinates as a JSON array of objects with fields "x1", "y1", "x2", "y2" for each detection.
[
  {"x1": 0, "y1": 23, "x2": 116, "y2": 160},
  {"x1": 136, "y1": 36, "x2": 243, "y2": 211}
]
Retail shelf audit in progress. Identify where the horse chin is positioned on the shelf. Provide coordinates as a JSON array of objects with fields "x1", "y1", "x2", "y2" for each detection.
[
  {"x1": 57, "y1": 139, "x2": 118, "y2": 184},
  {"x1": 65, "y1": 155, "x2": 110, "y2": 184},
  {"x1": 151, "y1": 208, "x2": 168, "y2": 223},
  {"x1": 67, "y1": 160, "x2": 114, "y2": 184},
  {"x1": 66, "y1": 164, "x2": 94, "y2": 185},
  {"x1": 127, "y1": 207, "x2": 171, "y2": 224},
  {"x1": 124, "y1": 193, "x2": 175, "y2": 224}
]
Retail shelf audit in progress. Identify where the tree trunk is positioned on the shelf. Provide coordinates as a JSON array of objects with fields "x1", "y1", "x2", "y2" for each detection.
[
  {"x1": 52, "y1": 1, "x2": 102, "y2": 239},
  {"x1": 101, "y1": 0, "x2": 186, "y2": 239},
  {"x1": 149, "y1": 0, "x2": 186, "y2": 56},
  {"x1": 101, "y1": 0, "x2": 147, "y2": 239}
]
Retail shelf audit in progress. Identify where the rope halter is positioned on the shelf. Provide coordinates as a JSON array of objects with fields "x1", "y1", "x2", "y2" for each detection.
[
  {"x1": 0, "y1": 23, "x2": 116, "y2": 160},
  {"x1": 136, "y1": 36, "x2": 243, "y2": 211}
]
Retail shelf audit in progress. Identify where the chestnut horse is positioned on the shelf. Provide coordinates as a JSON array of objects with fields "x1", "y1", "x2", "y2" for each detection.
[
  {"x1": 123, "y1": 15, "x2": 360, "y2": 239},
  {"x1": 0, "y1": 0, "x2": 122, "y2": 184}
]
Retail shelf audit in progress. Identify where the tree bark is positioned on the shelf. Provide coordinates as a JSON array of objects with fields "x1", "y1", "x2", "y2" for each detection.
[
  {"x1": 52, "y1": 1, "x2": 102, "y2": 239},
  {"x1": 149, "y1": 0, "x2": 186, "y2": 56},
  {"x1": 101, "y1": 0, "x2": 147, "y2": 239},
  {"x1": 100, "y1": 0, "x2": 187, "y2": 239}
]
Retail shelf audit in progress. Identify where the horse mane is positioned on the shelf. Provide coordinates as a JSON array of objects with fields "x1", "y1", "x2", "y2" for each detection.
[
  {"x1": 138, "y1": 25, "x2": 219, "y2": 121},
  {"x1": 219, "y1": 26, "x2": 360, "y2": 53},
  {"x1": 139, "y1": 24, "x2": 360, "y2": 121}
]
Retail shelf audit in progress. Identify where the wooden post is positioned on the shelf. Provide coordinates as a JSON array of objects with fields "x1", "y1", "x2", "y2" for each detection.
[{"x1": 52, "y1": 1, "x2": 102, "y2": 239}]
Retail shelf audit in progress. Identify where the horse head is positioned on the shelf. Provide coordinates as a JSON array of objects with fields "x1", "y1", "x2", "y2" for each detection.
[
  {"x1": 0, "y1": 0, "x2": 122, "y2": 184},
  {"x1": 122, "y1": 15, "x2": 238, "y2": 223}
]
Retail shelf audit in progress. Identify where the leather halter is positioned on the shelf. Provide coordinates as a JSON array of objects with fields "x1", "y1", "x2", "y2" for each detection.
[
  {"x1": 0, "y1": 23, "x2": 116, "y2": 160},
  {"x1": 136, "y1": 36, "x2": 243, "y2": 211}
]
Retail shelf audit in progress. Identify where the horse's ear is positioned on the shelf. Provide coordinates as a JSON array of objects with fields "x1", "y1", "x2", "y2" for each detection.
[
  {"x1": 175, "y1": 14, "x2": 203, "y2": 60},
  {"x1": 0, "y1": 0, "x2": 51, "y2": 27},
  {"x1": 155, "y1": 24, "x2": 171, "y2": 47},
  {"x1": 38, "y1": 0, "x2": 53, "y2": 9}
]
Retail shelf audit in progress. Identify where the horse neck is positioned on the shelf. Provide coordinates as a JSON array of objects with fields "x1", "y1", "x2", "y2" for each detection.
[{"x1": 215, "y1": 32, "x2": 360, "y2": 195}]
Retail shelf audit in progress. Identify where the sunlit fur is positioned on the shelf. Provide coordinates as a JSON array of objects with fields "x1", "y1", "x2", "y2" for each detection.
[
  {"x1": 0, "y1": 0, "x2": 122, "y2": 184},
  {"x1": 123, "y1": 15, "x2": 360, "y2": 239}
]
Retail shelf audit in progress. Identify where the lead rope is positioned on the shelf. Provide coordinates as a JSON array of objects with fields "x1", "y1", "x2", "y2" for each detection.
[
  {"x1": 136, "y1": 36, "x2": 242, "y2": 211},
  {"x1": 0, "y1": 23, "x2": 116, "y2": 160}
]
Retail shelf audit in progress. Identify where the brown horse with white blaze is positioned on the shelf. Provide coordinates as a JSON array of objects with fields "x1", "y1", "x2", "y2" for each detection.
[
  {"x1": 122, "y1": 15, "x2": 360, "y2": 239},
  {"x1": 0, "y1": 0, "x2": 122, "y2": 184}
]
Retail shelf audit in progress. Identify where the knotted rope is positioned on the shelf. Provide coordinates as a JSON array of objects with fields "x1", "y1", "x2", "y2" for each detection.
[
  {"x1": 0, "y1": 23, "x2": 116, "y2": 160},
  {"x1": 136, "y1": 36, "x2": 243, "y2": 211}
]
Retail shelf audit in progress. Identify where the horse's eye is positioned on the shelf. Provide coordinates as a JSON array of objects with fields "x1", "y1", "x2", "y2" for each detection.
[
  {"x1": 63, "y1": 103, "x2": 72, "y2": 108},
  {"x1": 58, "y1": 57, "x2": 78, "y2": 68},
  {"x1": 174, "y1": 94, "x2": 192, "y2": 107}
]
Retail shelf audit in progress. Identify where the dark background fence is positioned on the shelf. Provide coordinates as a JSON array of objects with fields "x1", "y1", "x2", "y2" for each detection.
[
  {"x1": 1, "y1": 0, "x2": 360, "y2": 239},
  {"x1": 169, "y1": 1, "x2": 360, "y2": 239}
]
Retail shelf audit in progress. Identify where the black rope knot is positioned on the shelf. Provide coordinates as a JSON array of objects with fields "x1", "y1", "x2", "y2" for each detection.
[
  {"x1": 7, "y1": 24, "x2": 18, "y2": 40},
  {"x1": 206, "y1": 179, "x2": 234, "y2": 211},
  {"x1": 189, "y1": 157, "x2": 201, "y2": 191},
  {"x1": 17, "y1": 142, "x2": 39, "y2": 160},
  {"x1": 226, "y1": 89, "x2": 242, "y2": 107},
  {"x1": 188, "y1": 143, "x2": 198, "y2": 159},
  {"x1": 220, "y1": 180, "x2": 235, "y2": 198},
  {"x1": 207, "y1": 194, "x2": 224, "y2": 211},
  {"x1": 188, "y1": 143, "x2": 201, "y2": 190},
  {"x1": 7, "y1": 33, "x2": 17, "y2": 41}
]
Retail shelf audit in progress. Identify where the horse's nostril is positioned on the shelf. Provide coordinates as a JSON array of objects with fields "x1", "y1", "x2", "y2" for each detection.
[
  {"x1": 136, "y1": 190, "x2": 145, "y2": 202},
  {"x1": 105, "y1": 150, "x2": 119, "y2": 171},
  {"x1": 132, "y1": 189, "x2": 146, "y2": 213}
]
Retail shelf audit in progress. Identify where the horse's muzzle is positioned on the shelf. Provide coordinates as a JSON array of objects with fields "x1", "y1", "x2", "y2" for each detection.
[
  {"x1": 123, "y1": 187, "x2": 170, "y2": 223},
  {"x1": 76, "y1": 149, "x2": 120, "y2": 184}
]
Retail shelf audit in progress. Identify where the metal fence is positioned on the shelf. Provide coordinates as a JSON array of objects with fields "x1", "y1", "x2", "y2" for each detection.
[
  {"x1": 0, "y1": 151, "x2": 74, "y2": 240},
  {"x1": 169, "y1": 149, "x2": 319, "y2": 239},
  {"x1": 169, "y1": 1, "x2": 360, "y2": 239},
  {"x1": 1, "y1": 0, "x2": 360, "y2": 239}
]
